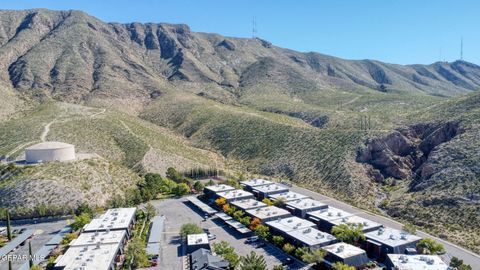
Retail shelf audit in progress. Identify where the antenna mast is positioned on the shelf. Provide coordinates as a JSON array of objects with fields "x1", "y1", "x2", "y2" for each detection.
[
  {"x1": 252, "y1": 16, "x2": 257, "y2": 38},
  {"x1": 460, "y1": 37, "x2": 463, "y2": 60}
]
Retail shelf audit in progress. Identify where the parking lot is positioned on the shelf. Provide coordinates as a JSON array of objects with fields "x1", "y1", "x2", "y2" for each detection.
[
  {"x1": 151, "y1": 198, "x2": 305, "y2": 270},
  {"x1": 0, "y1": 219, "x2": 68, "y2": 270}
]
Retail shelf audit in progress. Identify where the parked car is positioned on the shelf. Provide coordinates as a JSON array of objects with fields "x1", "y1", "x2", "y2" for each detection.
[
  {"x1": 245, "y1": 236, "x2": 259, "y2": 243},
  {"x1": 282, "y1": 257, "x2": 294, "y2": 266},
  {"x1": 254, "y1": 241, "x2": 266, "y2": 248},
  {"x1": 207, "y1": 233, "x2": 216, "y2": 240}
]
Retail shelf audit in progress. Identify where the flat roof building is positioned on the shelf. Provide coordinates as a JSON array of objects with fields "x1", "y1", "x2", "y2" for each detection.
[
  {"x1": 230, "y1": 198, "x2": 268, "y2": 211},
  {"x1": 83, "y1": 208, "x2": 136, "y2": 235},
  {"x1": 187, "y1": 233, "x2": 210, "y2": 253},
  {"x1": 240, "y1": 179, "x2": 273, "y2": 192},
  {"x1": 216, "y1": 189, "x2": 254, "y2": 202},
  {"x1": 286, "y1": 198, "x2": 328, "y2": 218},
  {"x1": 268, "y1": 191, "x2": 309, "y2": 202},
  {"x1": 330, "y1": 215, "x2": 382, "y2": 233},
  {"x1": 203, "y1": 184, "x2": 235, "y2": 199},
  {"x1": 246, "y1": 206, "x2": 292, "y2": 222},
  {"x1": 252, "y1": 183, "x2": 289, "y2": 199},
  {"x1": 307, "y1": 207, "x2": 354, "y2": 231},
  {"x1": 286, "y1": 227, "x2": 337, "y2": 249},
  {"x1": 70, "y1": 230, "x2": 127, "y2": 248},
  {"x1": 323, "y1": 242, "x2": 369, "y2": 269},
  {"x1": 364, "y1": 227, "x2": 422, "y2": 258},
  {"x1": 266, "y1": 216, "x2": 316, "y2": 234},
  {"x1": 54, "y1": 243, "x2": 121, "y2": 270},
  {"x1": 385, "y1": 254, "x2": 449, "y2": 270}
]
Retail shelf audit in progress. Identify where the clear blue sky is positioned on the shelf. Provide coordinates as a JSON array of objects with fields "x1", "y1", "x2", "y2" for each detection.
[{"x1": 3, "y1": 0, "x2": 479, "y2": 65}]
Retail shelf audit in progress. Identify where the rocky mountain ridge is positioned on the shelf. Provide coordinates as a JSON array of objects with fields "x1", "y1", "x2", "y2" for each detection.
[{"x1": 0, "y1": 9, "x2": 480, "y2": 106}]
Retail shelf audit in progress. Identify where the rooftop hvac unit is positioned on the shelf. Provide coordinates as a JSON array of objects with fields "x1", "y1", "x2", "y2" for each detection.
[
  {"x1": 196, "y1": 238, "x2": 203, "y2": 243},
  {"x1": 363, "y1": 221, "x2": 368, "y2": 226},
  {"x1": 389, "y1": 234, "x2": 397, "y2": 240},
  {"x1": 400, "y1": 233, "x2": 407, "y2": 240},
  {"x1": 427, "y1": 259, "x2": 434, "y2": 265},
  {"x1": 378, "y1": 228, "x2": 385, "y2": 235},
  {"x1": 337, "y1": 212, "x2": 342, "y2": 217},
  {"x1": 337, "y1": 245, "x2": 345, "y2": 253},
  {"x1": 287, "y1": 219, "x2": 293, "y2": 223},
  {"x1": 293, "y1": 194, "x2": 297, "y2": 198},
  {"x1": 304, "y1": 203, "x2": 308, "y2": 206},
  {"x1": 399, "y1": 255, "x2": 408, "y2": 263},
  {"x1": 328, "y1": 212, "x2": 333, "y2": 217},
  {"x1": 341, "y1": 218, "x2": 347, "y2": 222}
]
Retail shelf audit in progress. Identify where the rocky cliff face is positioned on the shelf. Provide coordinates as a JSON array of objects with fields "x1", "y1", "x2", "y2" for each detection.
[
  {"x1": 1, "y1": 9, "x2": 480, "y2": 105},
  {"x1": 357, "y1": 121, "x2": 462, "y2": 183}
]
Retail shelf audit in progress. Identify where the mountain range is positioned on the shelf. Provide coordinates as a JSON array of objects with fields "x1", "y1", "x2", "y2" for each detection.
[{"x1": 0, "y1": 9, "x2": 479, "y2": 253}]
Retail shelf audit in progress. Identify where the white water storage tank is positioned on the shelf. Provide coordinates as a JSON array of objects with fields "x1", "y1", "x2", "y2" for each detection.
[{"x1": 25, "y1": 142, "x2": 75, "y2": 163}]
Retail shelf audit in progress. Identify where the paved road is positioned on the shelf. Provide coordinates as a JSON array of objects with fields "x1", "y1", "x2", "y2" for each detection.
[
  {"x1": 290, "y1": 185, "x2": 480, "y2": 269},
  {"x1": 151, "y1": 198, "x2": 304, "y2": 270}
]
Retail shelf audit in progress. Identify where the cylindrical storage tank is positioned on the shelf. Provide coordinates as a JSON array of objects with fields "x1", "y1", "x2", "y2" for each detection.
[{"x1": 25, "y1": 142, "x2": 76, "y2": 163}]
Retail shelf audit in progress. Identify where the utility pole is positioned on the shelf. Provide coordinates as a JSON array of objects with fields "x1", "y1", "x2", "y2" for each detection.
[
  {"x1": 29, "y1": 240, "x2": 34, "y2": 268},
  {"x1": 6, "y1": 209, "x2": 11, "y2": 241},
  {"x1": 252, "y1": 16, "x2": 257, "y2": 38}
]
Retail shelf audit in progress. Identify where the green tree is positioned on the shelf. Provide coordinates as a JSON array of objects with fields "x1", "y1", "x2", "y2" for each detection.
[
  {"x1": 61, "y1": 232, "x2": 79, "y2": 245},
  {"x1": 71, "y1": 213, "x2": 91, "y2": 231},
  {"x1": 254, "y1": 225, "x2": 270, "y2": 240},
  {"x1": 213, "y1": 241, "x2": 236, "y2": 255},
  {"x1": 294, "y1": 246, "x2": 309, "y2": 259},
  {"x1": 173, "y1": 183, "x2": 190, "y2": 196},
  {"x1": 29, "y1": 266, "x2": 42, "y2": 270},
  {"x1": 180, "y1": 223, "x2": 203, "y2": 237},
  {"x1": 145, "y1": 203, "x2": 156, "y2": 220},
  {"x1": 240, "y1": 251, "x2": 267, "y2": 270},
  {"x1": 273, "y1": 197, "x2": 286, "y2": 207},
  {"x1": 75, "y1": 202, "x2": 94, "y2": 217},
  {"x1": 450, "y1": 257, "x2": 472, "y2": 270},
  {"x1": 272, "y1": 235, "x2": 284, "y2": 246},
  {"x1": 224, "y1": 252, "x2": 240, "y2": 268},
  {"x1": 282, "y1": 243, "x2": 295, "y2": 254},
  {"x1": 213, "y1": 241, "x2": 240, "y2": 268},
  {"x1": 302, "y1": 248, "x2": 326, "y2": 265},
  {"x1": 331, "y1": 224, "x2": 365, "y2": 244},
  {"x1": 233, "y1": 210, "x2": 244, "y2": 221},
  {"x1": 206, "y1": 179, "x2": 215, "y2": 186},
  {"x1": 166, "y1": 167, "x2": 183, "y2": 183},
  {"x1": 332, "y1": 262, "x2": 355, "y2": 270},
  {"x1": 417, "y1": 238, "x2": 445, "y2": 254},
  {"x1": 6, "y1": 209, "x2": 12, "y2": 241},
  {"x1": 239, "y1": 216, "x2": 251, "y2": 226},
  {"x1": 272, "y1": 265, "x2": 284, "y2": 270},
  {"x1": 261, "y1": 198, "x2": 274, "y2": 206},
  {"x1": 125, "y1": 238, "x2": 150, "y2": 269},
  {"x1": 193, "y1": 181, "x2": 204, "y2": 192}
]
